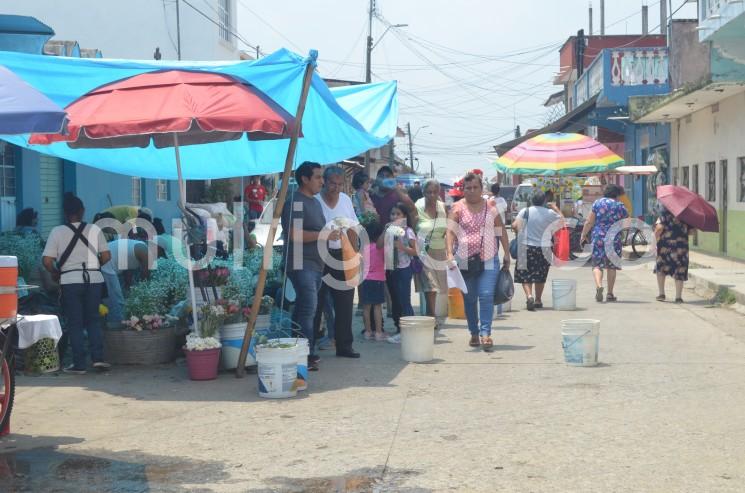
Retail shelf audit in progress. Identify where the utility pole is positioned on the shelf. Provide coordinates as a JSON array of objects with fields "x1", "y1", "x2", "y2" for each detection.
[
  {"x1": 256, "y1": 45, "x2": 260, "y2": 59},
  {"x1": 407, "y1": 122, "x2": 414, "y2": 172},
  {"x1": 589, "y1": 2, "x2": 593, "y2": 35},
  {"x1": 642, "y1": 5, "x2": 649, "y2": 36},
  {"x1": 430, "y1": 161, "x2": 434, "y2": 179},
  {"x1": 600, "y1": 0, "x2": 605, "y2": 36},
  {"x1": 366, "y1": 0, "x2": 374, "y2": 84},
  {"x1": 176, "y1": 0, "x2": 181, "y2": 60},
  {"x1": 660, "y1": 0, "x2": 668, "y2": 36},
  {"x1": 364, "y1": 0, "x2": 375, "y2": 172}
]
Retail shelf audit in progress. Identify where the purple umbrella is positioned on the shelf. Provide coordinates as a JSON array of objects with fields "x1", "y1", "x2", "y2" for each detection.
[{"x1": 0, "y1": 64, "x2": 67, "y2": 134}]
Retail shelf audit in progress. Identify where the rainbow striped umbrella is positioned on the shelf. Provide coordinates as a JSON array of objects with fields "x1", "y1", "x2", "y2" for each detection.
[{"x1": 494, "y1": 132, "x2": 624, "y2": 176}]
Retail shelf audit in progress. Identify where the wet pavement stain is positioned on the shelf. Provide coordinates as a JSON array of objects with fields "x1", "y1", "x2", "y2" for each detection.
[
  {"x1": 249, "y1": 467, "x2": 428, "y2": 493},
  {"x1": 0, "y1": 447, "x2": 229, "y2": 492}
]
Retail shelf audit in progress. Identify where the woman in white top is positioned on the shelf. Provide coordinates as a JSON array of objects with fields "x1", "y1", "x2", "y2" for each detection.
[
  {"x1": 512, "y1": 190, "x2": 563, "y2": 311},
  {"x1": 42, "y1": 193, "x2": 111, "y2": 374}
]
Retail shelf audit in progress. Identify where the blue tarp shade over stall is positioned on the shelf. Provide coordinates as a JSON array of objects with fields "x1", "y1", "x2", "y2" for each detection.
[
  {"x1": 0, "y1": 64, "x2": 66, "y2": 134},
  {"x1": 0, "y1": 48, "x2": 398, "y2": 179}
]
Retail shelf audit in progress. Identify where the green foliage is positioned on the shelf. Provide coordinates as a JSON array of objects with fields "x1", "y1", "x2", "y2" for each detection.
[
  {"x1": 205, "y1": 179, "x2": 234, "y2": 204},
  {"x1": 124, "y1": 257, "x2": 188, "y2": 318},
  {"x1": 0, "y1": 232, "x2": 43, "y2": 278}
]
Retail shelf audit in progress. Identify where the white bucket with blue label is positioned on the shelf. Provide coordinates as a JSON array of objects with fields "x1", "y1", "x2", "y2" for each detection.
[
  {"x1": 561, "y1": 319, "x2": 599, "y2": 367},
  {"x1": 274, "y1": 337, "x2": 308, "y2": 391},
  {"x1": 256, "y1": 341, "x2": 299, "y2": 399}
]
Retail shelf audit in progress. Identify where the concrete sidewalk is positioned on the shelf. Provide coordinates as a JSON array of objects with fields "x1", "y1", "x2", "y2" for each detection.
[{"x1": 687, "y1": 249, "x2": 745, "y2": 314}]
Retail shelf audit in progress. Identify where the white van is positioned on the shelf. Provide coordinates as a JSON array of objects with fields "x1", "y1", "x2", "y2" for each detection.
[{"x1": 510, "y1": 182, "x2": 536, "y2": 221}]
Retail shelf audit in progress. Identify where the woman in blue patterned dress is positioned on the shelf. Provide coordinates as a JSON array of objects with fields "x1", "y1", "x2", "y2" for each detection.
[{"x1": 580, "y1": 184, "x2": 629, "y2": 302}]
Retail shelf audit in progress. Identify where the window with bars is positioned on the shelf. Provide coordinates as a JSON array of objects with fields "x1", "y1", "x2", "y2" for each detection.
[
  {"x1": 682, "y1": 166, "x2": 689, "y2": 189},
  {"x1": 706, "y1": 162, "x2": 716, "y2": 201},
  {"x1": 692, "y1": 164, "x2": 699, "y2": 194},
  {"x1": 132, "y1": 177, "x2": 143, "y2": 206},
  {"x1": 0, "y1": 143, "x2": 15, "y2": 196},
  {"x1": 156, "y1": 179, "x2": 170, "y2": 201},
  {"x1": 218, "y1": 0, "x2": 231, "y2": 43}
]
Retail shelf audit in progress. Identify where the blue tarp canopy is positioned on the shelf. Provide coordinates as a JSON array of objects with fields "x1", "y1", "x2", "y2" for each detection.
[
  {"x1": 0, "y1": 64, "x2": 66, "y2": 134},
  {"x1": 0, "y1": 48, "x2": 398, "y2": 179}
]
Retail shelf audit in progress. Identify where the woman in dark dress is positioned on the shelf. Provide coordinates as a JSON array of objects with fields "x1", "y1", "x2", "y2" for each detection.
[{"x1": 654, "y1": 208, "x2": 694, "y2": 303}]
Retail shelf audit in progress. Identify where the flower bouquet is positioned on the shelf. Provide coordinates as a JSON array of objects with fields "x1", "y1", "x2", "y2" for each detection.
[{"x1": 331, "y1": 216, "x2": 356, "y2": 229}]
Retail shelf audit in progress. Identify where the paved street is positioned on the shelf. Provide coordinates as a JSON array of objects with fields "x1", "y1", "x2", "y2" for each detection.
[{"x1": 2, "y1": 264, "x2": 744, "y2": 492}]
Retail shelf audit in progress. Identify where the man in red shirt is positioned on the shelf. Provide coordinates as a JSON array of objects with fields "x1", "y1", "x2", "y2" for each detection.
[{"x1": 244, "y1": 176, "x2": 267, "y2": 220}]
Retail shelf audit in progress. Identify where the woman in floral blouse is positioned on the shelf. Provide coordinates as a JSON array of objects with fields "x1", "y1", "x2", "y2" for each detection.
[
  {"x1": 654, "y1": 207, "x2": 694, "y2": 303},
  {"x1": 580, "y1": 184, "x2": 629, "y2": 302}
]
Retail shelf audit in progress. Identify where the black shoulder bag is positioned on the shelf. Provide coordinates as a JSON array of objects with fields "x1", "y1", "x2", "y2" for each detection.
[{"x1": 509, "y1": 207, "x2": 529, "y2": 260}]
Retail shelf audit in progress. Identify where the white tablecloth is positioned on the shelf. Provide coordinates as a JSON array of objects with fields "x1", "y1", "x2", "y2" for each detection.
[{"x1": 16, "y1": 315, "x2": 63, "y2": 350}]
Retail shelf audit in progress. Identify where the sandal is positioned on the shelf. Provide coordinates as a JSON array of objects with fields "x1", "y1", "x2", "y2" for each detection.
[
  {"x1": 656, "y1": 294, "x2": 666, "y2": 302},
  {"x1": 480, "y1": 336, "x2": 493, "y2": 349},
  {"x1": 469, "y1": 334, "x2": 480, "y2": 347},
  {"x1": 526, "y1": 297, "x2": 535, "y2": 312},
  {"x1": 606, "y1": 294, "x2": 617, "y2": 302},
  {"x1": 363, "y1": 331, "x2": 374, "y2": 340},
  {"x1": 674, "y1": 298, "x2": 684, "y2": 304}
]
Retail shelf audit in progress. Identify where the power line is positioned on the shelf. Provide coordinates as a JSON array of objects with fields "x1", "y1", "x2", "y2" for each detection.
[{"x1": 180, "y1": 0, "x2": 260, "y2": 53}]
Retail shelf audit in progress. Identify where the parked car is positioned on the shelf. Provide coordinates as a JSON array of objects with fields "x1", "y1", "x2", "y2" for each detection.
[{"x1": 510, "y1": 182, "x2": 536, "y2": 227}]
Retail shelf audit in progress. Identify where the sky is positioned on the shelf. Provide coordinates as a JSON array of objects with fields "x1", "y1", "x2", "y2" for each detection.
[{"x1": 236, "y1": 0, "x2": 698, "y2": 182}]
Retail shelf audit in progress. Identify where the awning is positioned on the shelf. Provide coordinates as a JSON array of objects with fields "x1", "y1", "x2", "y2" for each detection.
[
  {"x1": 0, "y1": 48, "x2": 398, "y2": 179},
  {"x1": 631, "y1": 81, "x2": 745, "y2": 123},
  {"x1": 611, "y1": 165, "x2": 658, "y2": 175}
]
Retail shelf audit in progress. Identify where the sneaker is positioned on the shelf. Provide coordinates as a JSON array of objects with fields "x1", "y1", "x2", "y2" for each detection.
[
  {"x1": 387, "y1": 334, "x2": 401, "y2": 344},
  {"x1": 93, "y1": 361, "x2": 111, "y2": 370},
  {"x1": 363, "y1": 331, "x2": 374, "y2": 341},
  {"x1": 374, "y1": 331, "x2": 387, "y2": 342},
  {"x1": 63, "y1": 365, "x2": 86, "y2": 375}
]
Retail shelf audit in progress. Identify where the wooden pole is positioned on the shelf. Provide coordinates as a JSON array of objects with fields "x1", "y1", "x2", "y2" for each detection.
[{"x1": 235, "y1": 52, "x2": 317, "y2": 377}]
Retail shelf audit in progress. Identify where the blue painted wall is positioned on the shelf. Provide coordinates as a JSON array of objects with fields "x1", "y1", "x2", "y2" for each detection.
[{"x1": 624, "y1": 123, "x2": 670, "y2": 217}]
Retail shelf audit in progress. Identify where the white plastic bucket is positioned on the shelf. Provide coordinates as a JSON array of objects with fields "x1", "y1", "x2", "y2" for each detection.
[
  {"x1": 561, "y1": 319, "x2": 600, "y2": 367},
  {"x1": 435, "y1": 292, "x2": 448, "y2": 318},
  {"x1": 276, "y1": 337, "x2": 309, "y2": 391},
  {"x1": 400, "y1": 316, "x2": 435, "y2": 363},
  {"x1": 552, "y1": 279, "x2": 577, "y2": 311},
  {"x1": 219, "y1": 323, "x2": 252, "y2": 369},
  {"x1": 256, "y1": 341, "x2": 298, "y2": 399},
  {"x1": 218, "y1": 313, "x2": 273, "y2": 369}
]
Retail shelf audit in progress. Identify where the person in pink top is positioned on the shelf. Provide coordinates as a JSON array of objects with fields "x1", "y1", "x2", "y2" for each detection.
[
  {"x1": 446, "y1": 173, "x2": 511, "y2": 350},
  {"x1": 360, "y1": 220, "x2": 387, "y2": 341}
]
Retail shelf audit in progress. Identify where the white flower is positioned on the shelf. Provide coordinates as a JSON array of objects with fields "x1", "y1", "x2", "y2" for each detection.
[
  {"x1": 184, "y1": 334, "x2": 222, "y2": 351},
  {"x1": 331, "y1": 216, "x2": 355, "y2": 229},
  {"x1": 387, "y1": 225, "x2": 405, "y2": 238}
]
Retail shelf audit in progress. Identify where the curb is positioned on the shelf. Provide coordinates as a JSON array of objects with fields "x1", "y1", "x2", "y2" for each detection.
[{"x1": 688, "y1": 270, "x2": 745, "y2": 315}]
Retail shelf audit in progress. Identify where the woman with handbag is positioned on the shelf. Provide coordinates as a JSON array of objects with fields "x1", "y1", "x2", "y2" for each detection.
[
  {"x1": 512, "y1": 190, "x2": 563, "y2": 311},
  {"x1": 414, "y1": 179, "x2": 448, "y2": 329},
  {"x1": 446, "y1": 173, "x2": 510, "y2": 349}
]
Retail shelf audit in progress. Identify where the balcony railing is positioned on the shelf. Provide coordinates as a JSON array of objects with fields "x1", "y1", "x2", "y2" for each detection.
[{"x1": 575, "y1": 47, "x2": 669, "y2": 108}]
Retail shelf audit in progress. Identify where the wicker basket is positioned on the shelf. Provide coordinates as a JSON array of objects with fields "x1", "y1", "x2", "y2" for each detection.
[
  {"x1": 104, "y1": 326, "x2": 176, "y2": 365},
  {"x1": 24, "y1": 337, "x2": 60, "y2": 374}
]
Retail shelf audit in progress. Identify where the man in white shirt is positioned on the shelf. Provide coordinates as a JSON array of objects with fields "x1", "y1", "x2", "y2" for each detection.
[
  {"x1": 42, "y1": 193, "x2": 111, "y2": 374},
  {"x1": 314, "y1": 166, "x2": 360, "y2": 359}
]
